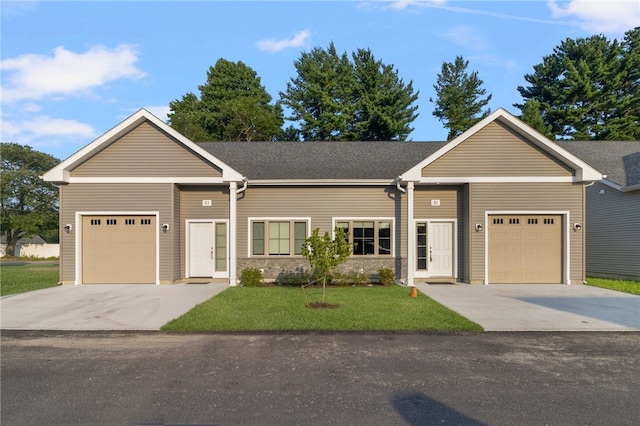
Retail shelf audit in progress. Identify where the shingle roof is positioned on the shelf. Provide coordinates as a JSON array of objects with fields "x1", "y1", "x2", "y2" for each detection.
[
  {"x1": 556, "y1": 141, "x2": 640, "y2": 188},
  {"x1": 197, "y1": 141, "x2": 446, "y2": 180}
]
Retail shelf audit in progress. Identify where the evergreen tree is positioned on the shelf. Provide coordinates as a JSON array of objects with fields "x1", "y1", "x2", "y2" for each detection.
[
  {"x1": 520, "y1": 99, "x2": 551, "y2": 138},
  {"x1": 280, "y1": 43, "x2": 419, "y2": 141},
  {"x1": 168, "y1": 59, "x2": 283, "y2": 141},
  {"x1": 516, "y1": 28, "x2": 639, "y2": 140},
  {"x1": 431, "y1": 56, "x2": 492, "y2": 140},
  {"x1": 352, "y1": 48, "x2": 419, "y2": 140},
  {"x1": 280, "y1": 42, "x2": 354, "y2": 141}
]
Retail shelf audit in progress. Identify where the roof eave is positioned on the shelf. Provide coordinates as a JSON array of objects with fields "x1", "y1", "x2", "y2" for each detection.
[{"x1": 41, "y1": 109, "x2": 245, "y2": 184}]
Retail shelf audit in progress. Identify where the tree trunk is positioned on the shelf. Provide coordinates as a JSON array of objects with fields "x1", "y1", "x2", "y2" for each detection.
[{"x1": 3, "y1": 230, "x2": 22, "y2": 258}]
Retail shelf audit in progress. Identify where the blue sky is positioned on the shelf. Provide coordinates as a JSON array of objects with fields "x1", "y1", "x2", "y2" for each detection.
[{"x1": 1, "y1": 0, "x2": 638, "y2": 160}]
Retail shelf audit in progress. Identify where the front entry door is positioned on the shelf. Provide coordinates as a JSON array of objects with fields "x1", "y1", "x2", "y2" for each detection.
[
  {"x1": 189, "y1": 222, "x2": 213, "y2": 277},
  {"x1": 415, "y1": 221, "x2": 455, "y2": 278},
  {"x1": 428, "y1": 222, "x2": 454, "y2": 277},
  {"x1": 188, "y1": 221, "x2": 228, "y2": 278}
]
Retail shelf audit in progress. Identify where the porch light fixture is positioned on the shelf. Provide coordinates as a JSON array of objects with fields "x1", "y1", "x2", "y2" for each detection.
[
  {"x1": 475, "y1": 223, "x2": 483, "y2": 232},
  {"x1": 573, "y1": 223, "x2": 582, "y2": 231},
  {"x1": 162, "y1": 224, "x2": 170, "y2": 232},
  {"x1": 64, "y1": 224, "x2": 72, "y2": 233}
]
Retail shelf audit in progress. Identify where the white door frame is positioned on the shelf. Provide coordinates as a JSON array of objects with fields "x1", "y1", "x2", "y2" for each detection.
[
  {"x1": 186, "y1": 219, "x2": 229, "y2": 278},
  {"x1": 414, "y1": 219, "x2": 457, "y2": 279},
  {"x1": 483, "y1": 211, "x2": 570, "y2": 285},
  {"x1": 75, "y1": 211, "x2": 160, "y2": 285}
]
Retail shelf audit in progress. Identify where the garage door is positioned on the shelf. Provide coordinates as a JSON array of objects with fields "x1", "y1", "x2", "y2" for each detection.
[
  {"x1": 488, "y1": 215, "x2": 562, "y2": 284},
  {"x1": 82, "y1": 215, "x2": 156, "y2": 284}
]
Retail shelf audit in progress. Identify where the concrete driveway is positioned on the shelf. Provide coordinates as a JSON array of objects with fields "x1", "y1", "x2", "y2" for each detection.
[
  {"x1": 416, "y1": 283, "x2": 640, "y2": 331},
  {"x1": 2, "y1": 282, "x2": 638, "y2": 332},
  {"x1": 1, "y1": 283, "x2": 227, "y2": 331}
]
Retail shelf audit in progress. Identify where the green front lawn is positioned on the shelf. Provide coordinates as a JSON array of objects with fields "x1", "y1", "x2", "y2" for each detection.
[
  {"x1": 1, "y1": 262, "x2": 60, "y2": 296},
  {"x1": 162, "y1": 286, "x2": 483, "y2": 332},
  {"x1": 585, "y1": 277, "x2": 640, "y2": 295}
]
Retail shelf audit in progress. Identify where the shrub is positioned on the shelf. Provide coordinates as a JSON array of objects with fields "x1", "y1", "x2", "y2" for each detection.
[
  {"x1": 241, "y1": 268, "x2": 263, "y2": 287},
  {"x1": 276, "y1": 268, "x2": 315, "y2": 286},
  {"x1": 378, "y1": 268, "x2": 395, "y2": 286},
  {"x1": 332, "y1": 271, "x2": 369, "y2": 286}
]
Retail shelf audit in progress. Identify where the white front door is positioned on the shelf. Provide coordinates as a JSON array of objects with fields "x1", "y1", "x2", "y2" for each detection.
[
  {"x1": 428, "y1": 222, "x2": 454, "y2": 277},
  {"x1": 189, "y1": 222, "x2": 213, "y2": 277},
  {"x1": 415, "y1": 221, "x2": 455, "y2": 278}
]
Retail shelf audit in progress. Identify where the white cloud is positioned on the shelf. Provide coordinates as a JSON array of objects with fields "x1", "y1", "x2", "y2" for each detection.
[
  {"x1": 0, "y1": 44, "x2": 146, "y2": 103},
  {"x1": 547, "y1": 0, "x2": 639, "y2": 35},
  {"x1": 256, "y1": 30, "x2": 311, "y2": 53},
  {"x1": 0, "y1": 114, "x2": 96, "y2": 152},
  {"x1": 444, "y1": 26, "x2": 485, "y2": 51},
  {"x1": 385, "y1": 0, "x2": 446, "y2": 11}
]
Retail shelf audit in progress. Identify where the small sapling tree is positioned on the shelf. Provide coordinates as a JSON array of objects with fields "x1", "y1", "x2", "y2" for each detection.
[{"x1": 301, "y1": 227, "x2": 352, "y2": 304}]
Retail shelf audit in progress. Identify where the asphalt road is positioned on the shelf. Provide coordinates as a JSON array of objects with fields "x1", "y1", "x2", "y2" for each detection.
[{"x1": 2, "y1": 331, "x2": 639, "y2": 425}]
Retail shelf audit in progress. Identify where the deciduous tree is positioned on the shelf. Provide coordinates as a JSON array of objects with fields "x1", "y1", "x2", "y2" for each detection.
[
  {"x1": 1, "y1": 143, "x2": 59, "y2": 257},
  {"x1": 301, "y1": 227, "x2": 352, "y2": 304},
  {"x1": 168, "y1": 58, "x2": 284, "y2": 141}
]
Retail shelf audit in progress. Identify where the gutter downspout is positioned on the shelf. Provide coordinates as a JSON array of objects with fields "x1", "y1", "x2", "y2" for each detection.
[
  {"x1": 229, "y1": 177, "x2": 247, "y2": 287},
  {"x1": 237, "y1": 177, "x2": 248, "y2": 194},
  {"x1": 580, "y1": 180, "x2": 596, "y2": 284},
  {"x1": 396, "y1": 177, "x2": 414, "y2": 286}
]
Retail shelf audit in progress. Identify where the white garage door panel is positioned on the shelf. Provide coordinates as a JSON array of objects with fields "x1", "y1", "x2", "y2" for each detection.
[
  {"x1": 82, "y1": 215, "x2": 156, "y2": 284},
  {"x1": 489, "y1": 215, "x2": 561, "y2": 284}
]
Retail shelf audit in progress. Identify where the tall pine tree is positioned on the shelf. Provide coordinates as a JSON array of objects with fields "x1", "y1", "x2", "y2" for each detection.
[
  {"x1": 431, "y1": 56, "x2": 492, "y2": 140},
  {"x1": 516, "y1": 28, "x2": 639, "y2": 140},
  {"x1": 280, "y1": 43, "x2": 419, "y2": 141}
]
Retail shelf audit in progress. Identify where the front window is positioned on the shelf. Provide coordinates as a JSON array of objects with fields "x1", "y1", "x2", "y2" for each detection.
[
  {"x1": 336, "y1": 219, "x2": 392, "y2": 256},
  {"x1": 251, "y1": 220, "x2": 308, "y2": 256}
]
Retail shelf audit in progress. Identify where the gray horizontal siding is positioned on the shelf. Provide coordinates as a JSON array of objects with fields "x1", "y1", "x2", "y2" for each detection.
[
  {"x1": 422, "y1": 122, "x2": 572, "y2": 177},
  {"x1": 236, "y1": 185, "x2": 406, "y2": 277},
  {"x1": 468, "y1": 182, "x2": 584, "y2": 284},
  {"x1": 72, "y1": 122, "x2": 222, "y2": 178},
  {"x1": 414, "y1": 186, "x2": 458, "y2": 219},
  {"x1": 60, "y1": 183, "x2": 174, "y2": 283},
  {"x1": 585, "y1": 182, "x2": 640, "y2": 279}
]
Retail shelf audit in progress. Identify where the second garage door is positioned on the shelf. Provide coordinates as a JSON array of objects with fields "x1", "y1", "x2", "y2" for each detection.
[
  {"x1": 82, "y1": 215, "x2": 156, "y2": 284},
  {"x1": 488, "y1": 215, "x2": 562, "y2": 284}
]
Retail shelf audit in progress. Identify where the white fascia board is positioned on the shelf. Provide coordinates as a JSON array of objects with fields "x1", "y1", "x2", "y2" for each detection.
[
  {"x1": 248, "y1": 179, "x2": 394, "y2": 186},
  {"x1": 399, "y1": 107, "x2": 604, "y2": 183},
  {"x1": 601, "y1": 179, "x2": 640, "y2": 193},
  {"x1": 41, "y1": 109, "x2": 244, "y2": 183},
  {"x1": 417, "y1": 176, "x2": 575, "y2": 184},
  {"x1": 67, "y1": 177, "x2": 227, "y2": 184}
]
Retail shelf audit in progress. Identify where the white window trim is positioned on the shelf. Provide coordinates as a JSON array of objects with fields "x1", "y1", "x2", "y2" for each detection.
[
  {"x1": 75, "y1": 211, "x2": 160, "y2": 285},
  {"x1": 413, "y1": 219, "x2": 458, "y2": 278},
  {"x1": 247, "y1": 217, "x2": 311, "y2": 257},
  {"x1": 332, "y1": 217, "x2": 395, "y2": 257},
  {"x1": 483, "y1": 211, "x2": 571, "y2": 285},
  {"x1": 185, "y1": 219, "x2": 229, "y2": 279}
]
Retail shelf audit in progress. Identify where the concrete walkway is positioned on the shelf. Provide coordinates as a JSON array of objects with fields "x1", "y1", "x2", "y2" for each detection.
[
  {"x1": 1, "y1": 283, "x2": 228, "y2": 331},
  {"x1": 416, "y1": 283, "x2": 640, "y2": 331}
]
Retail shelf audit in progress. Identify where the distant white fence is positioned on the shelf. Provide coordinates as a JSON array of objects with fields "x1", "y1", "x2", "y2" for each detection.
[{"x1": 0, "y1": 243, "x2": 60, "y2": 258}]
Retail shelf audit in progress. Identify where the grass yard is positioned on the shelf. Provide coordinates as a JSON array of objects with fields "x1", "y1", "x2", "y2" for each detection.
[
  {"x1": 0, "y1": 262, "x2": 60, "y2": 296},
  {"x1": 585, "y1": 277, "x2": 640, "y2": 295},
  {"x1": 162, "y1": 286, "x2": 483, "y2": 332}
]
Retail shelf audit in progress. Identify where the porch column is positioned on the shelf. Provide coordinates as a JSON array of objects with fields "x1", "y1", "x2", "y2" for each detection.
[
  {"x1": 406, "y1": 182, "x2": 415, "y2": 286},
  {"x1": 229, "y1": 181, "x2": 238, "y2": 286}
]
